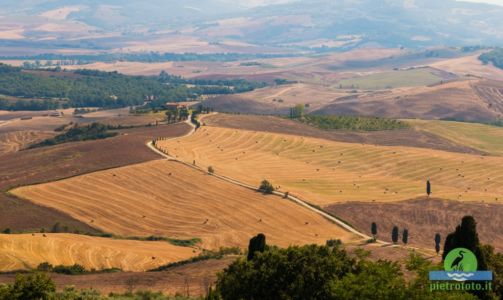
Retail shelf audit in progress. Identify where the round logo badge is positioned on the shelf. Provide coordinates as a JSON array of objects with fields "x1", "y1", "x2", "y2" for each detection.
[{"x1": 444, "y1": 248, "x2": 478, "y2": 272}]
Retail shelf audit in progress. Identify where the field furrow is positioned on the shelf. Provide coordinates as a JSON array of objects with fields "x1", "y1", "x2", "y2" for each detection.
[
  {"x1": 12, "y1": 160, "x2": 356, "y2": 249},
  {"x1": 156, "y1": 126, "x2": 503, "y2": 205}
]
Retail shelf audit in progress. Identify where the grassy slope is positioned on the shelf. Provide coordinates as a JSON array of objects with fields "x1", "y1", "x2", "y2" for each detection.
[
  {"x1": 336, "y1": 68, "x2": 442, "y2": 90},
  {"x1": 410, "y1": 120, "x2": 503, "y2": 156}
]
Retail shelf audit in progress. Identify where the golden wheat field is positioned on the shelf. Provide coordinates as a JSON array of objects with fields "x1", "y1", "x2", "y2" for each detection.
[
  {"x1": 0, "y1": 233, "x2": 197, "y2": 272},
  {"x1": 155, "y1": 126, "x2": 503, "y2": 205},
  {"x1": 12, "y1": 160, "x2": 356, "y2": 249}
]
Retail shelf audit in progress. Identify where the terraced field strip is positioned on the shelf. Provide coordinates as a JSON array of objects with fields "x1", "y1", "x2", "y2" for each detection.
[
  {"x1": 0, "y1": 233, "x2": 197, "y2": 272},
  {"x1": 410, "y1": 119, "x2": 503, "y2": 156},
  {"x1": 156, "y1": 126, "x2": 503, "y2": 205},
  {"x1": 12, "y1": 160, "x2": 357, "y2": 250}
]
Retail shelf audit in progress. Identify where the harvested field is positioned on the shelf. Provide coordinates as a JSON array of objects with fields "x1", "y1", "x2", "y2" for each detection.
[
  {"x1": 0, "y1": 257, "x2": 236, "y2": 296},
  {"x1": 12, "y1": 160, "x2": 357, "y2": 249},
  {"x1": 314, "y1": 80, "x2": 499, "y2": 121},
  {"x1": 0, "y1": 234, "x2": 197, "y2": 272},
  {"x1": 203, "y1": 113, "x2": 481, "y2": 154},
  {"x1": 327, "y1": 198, "x2": 503, "y2": 252},
  {"x1": 0, "y1": 123, "x2": 190, "y2": 233},
  {"x1": 430, "y1": 54, "x2": 503, "y2": 81},
  {"x1": 472, "y1": 80, "x2": 503, "y2": 116},
  {"x1": 335, "y1": 68, "x2": 444, "y2": 90},
  {"x1": 202, "y1": 95, "x2": 290, "y2": 115},
  {"x1": 0, "y1": 130, "x2": 55, "y2": 154},
  {"x1": 0, "y1": 244, "x2": 431, "y2": 297},
  {"x1": 156, "y1": 126, "x2": 503, "y2": 205},
  {"x1": 410, "y1": 119, "x2": 503, "y2": 156},
  {"x1": 227, "y1": 83, "x2": 349, "y2": 112},
  {"x1": 0, "y1": 123, "x2": 190, "y2": 190}
]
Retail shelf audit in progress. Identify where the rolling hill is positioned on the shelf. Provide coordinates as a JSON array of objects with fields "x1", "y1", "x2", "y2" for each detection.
[
  {"x1": 0, "y1": 233, "x2": 197, "y2": 272},
  {"x1": 155, "y1": 125, "x2": 503, "y2": 205},
  {"x1": 12, "y1": 160, "x2": 358, "y2": 249}
]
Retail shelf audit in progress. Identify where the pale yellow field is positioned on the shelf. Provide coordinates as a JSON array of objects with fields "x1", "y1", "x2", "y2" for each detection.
[
  {"x1": 12, "y1": 160, "x2": 356, "y2": 249},
  {"x1": 410, "y1": 120, "x2": 503, "y2": 156},
  {"x1": 0, "y1": 233, "x2": 196, "y2": 272},
  {"x1": 156, "y1": 126, "x2": 503, "y2": 205},
  {"x1": 0, "y1": 131, "x2": 55, "y2": 154}
]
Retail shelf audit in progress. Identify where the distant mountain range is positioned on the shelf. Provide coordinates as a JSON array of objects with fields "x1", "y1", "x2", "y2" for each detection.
[{"x1": 1, "y1": 0, "x2": 503, "y2": 52}]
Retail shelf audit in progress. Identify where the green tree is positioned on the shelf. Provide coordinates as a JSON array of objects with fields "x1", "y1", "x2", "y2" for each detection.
[
  {"x1": 442, "y1": 216, "x2": 485, "y2": 267},
  {"x1": 247, "y1": 234, "x2": 266, "y2": 261},
  {"x1": 258, "y1": 180, "x2": 274, "y2": 194},
  {"x1": 392, "y1": 226, "x2": 399, "y2": 244},
  {"x1": 435, "y1": 233, "x2": 441, "y2": 255},
  {"x1": 217, "y1": 244, "x2": 356, "y2": 300},
  {"x1": 371, "y1": 222, "x2": 377, "y2": 242},
  {"x1": 3, "y1": 273, "x2": 55, "y2": 300},
  {"x1": 402, "y1": 229, "x2": 409, "y2": 245},
  {"x1": 51, "y1": 222, "x2": 62, "y2": 233},
  {"x1": 426, "y1": 180, "x2": 431, "y2": 197},
  {"x1": 208, "y1": 166, "x2": 215, "y2": 174},
  {"x1": 330, "y1": 260, "x2": 409, "y2": 300},
  {"x1": 443, "y1": 216, "x2": 490, "y2": 299}
]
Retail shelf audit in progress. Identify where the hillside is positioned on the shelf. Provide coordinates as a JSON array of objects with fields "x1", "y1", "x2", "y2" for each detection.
[
  {"x1": 12, "y1": 160, "x2": 358, "y2": 249},
  {"x1": 0, "y1": 233, "x2": 197, "y2": 272},
  {"x1": 156, "y1": 125, "x2": 503, "y2": 205}
]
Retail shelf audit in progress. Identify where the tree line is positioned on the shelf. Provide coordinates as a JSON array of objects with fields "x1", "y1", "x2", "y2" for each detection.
[
  {"x1": 479, "y1": 48, "x2": 503, "y2": 70},
  {"x1": 0, "y1": 52, "x2": 294, "y2": 63},
  {"x1": 0, "y1": 65, "x2": 267, "y2": 111},
  {"x1": 289, "y1": 109, "x2": 411, "y2": 131}
]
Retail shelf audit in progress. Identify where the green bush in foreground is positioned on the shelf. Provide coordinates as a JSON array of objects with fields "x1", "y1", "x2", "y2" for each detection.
[
  {"x1": 214, "y1": 244, "x2": 476, "y2": 300},
  {"x1": 0, "y1": 274, "x2": 200, "y2": 300}
]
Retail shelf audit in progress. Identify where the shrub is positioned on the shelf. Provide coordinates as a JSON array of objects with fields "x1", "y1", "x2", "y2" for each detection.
[
  {"x1": 296, "y1": 115, "x2": 410, "y2": 131},
  {"x1": 258, "y1": 180, "x2": 274, "y2": 194},
  {"x1": 52, "y1": 264, "x2": 86, "y2": 275}
]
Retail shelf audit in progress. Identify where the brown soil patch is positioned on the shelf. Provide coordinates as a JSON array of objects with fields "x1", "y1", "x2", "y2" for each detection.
[
  {"x1": 203, "y1": 113, "x2": 481, "y2": 154},
  {"x1": 327, "y1": 198, "x2": 503, "y2": 252},
  {"x1": 201, "y1": 95, "x2": 290, "y2": 115},
  {"x1": 12, "y1": 160, "x2": 357, "y2": 249}
]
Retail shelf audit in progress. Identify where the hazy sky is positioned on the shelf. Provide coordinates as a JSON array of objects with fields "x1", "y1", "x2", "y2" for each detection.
[
  {"x1": 460, "y1": 0, "x2": 503, "y2": 5},
  {"x1": 247, "y1": 0, "x2": 503, "y2": 6}
]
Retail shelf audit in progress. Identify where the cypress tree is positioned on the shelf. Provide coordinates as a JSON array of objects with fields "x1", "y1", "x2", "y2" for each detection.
[
  {"x1": 426, "y1": 180, "x2": 431, "y2": 197},
  {"x1": 371, "y1": 222, "x2": 377, "y2": 242},
  {"x1": 435, "y1": 233, "x2": 441, "y2": 255},
  {"x1": 391, "y1": 226, "x2": 399, "y2": 244},
  {"x1": 442, "y1": 216, "x2": 486, "y2": 270},
  {"x1": 247, "y1": 233, "x2": 267, "y2": 261},
  {"x1": 402, "y1": 229, "x2": 408, "y2": 245}
]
